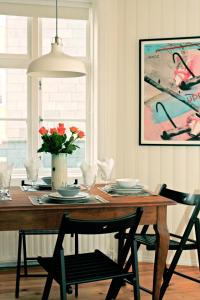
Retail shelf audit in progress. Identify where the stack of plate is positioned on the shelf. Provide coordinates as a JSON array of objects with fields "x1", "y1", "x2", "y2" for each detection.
[
  {"x1": 108, "y1": 183, "x2": 144, "y2": 195},
  {"x1": 47, "y1": 192, "x2": 89, "y2": 203}
]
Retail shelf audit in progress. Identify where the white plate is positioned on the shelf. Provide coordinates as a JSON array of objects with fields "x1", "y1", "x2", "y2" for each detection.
[
  {"x1": 48, "y1": 191, "x2": 89, "y2": 201},
  {"x1": 111, "y1": 184, "x2": 144, "y2": 192}
]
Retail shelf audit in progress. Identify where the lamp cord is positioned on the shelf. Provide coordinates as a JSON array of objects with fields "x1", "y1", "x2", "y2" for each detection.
[{"x1": 55, "y1": 0, "x2": 58, "y2": 42}]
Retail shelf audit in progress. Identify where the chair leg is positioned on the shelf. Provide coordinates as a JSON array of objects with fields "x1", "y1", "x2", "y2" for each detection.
[
  {"x1": 160, "y1": 216, "x2": 198, "y2": 300},
  {"x1": 22, "y1": 232, "x2": 28, "y2": 276},
  {"x1": 119, "y1": 225, "x2": 150, "y2": 273},
  {"x1": 15, "y1": 231, "x2": 23, "y2": 298},
  {"x1": 117, "y1": 231, "x2": 125, "y2": 263},
  {"x1": 116, "y1": 231, "x2": 127, "y2": 287},
  {"x1": 75, "y1": 233, "x2": 79, "y2": 297},
  {"x1": 60, "y1": 249, "x2": 67, "y2": 300},
  {"x1": 195, "y1": 219, "x2": 200, "y2": 270},
  {"x1": 131, "y1": 239, "x2": 140, "y2": 300},
  {"x1": 42, "y1": 274, "x2": 53, "y2": 300},
  {"x1": 163, "y1": 264, "x2": 168, "y2": 280},
  {"x1": 137, "y1": 225, "x2": 149, "y2": 250},
  {"x1": 105, "y1": 278, "x2": 123, "y2": 300},
  {"x1": 159, "y1": 245, "x2": 184, "y2": 299}
]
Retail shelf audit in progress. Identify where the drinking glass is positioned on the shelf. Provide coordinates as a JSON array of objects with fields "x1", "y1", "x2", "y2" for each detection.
[
  {"x1": 24, "y1": 158, "x2": 40, "y2": 191},
  {"x1": 80, "y1": 161, "x2": 97, "y2": 193},
  {"x1": 82, "y1": 173, "x2": 96, "y2": 193},
  {"x1": 0, "y1": 163, "x2": 13, "y2": 200}
]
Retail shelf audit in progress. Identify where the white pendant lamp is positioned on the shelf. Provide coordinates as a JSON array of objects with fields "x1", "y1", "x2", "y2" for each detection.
[{"x1": 27, "y1": 0, "x2": 86, "y2": 78}]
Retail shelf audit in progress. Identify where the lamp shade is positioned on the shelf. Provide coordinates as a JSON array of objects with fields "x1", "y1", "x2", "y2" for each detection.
[{"x1": 27, "y1": 39, "x2": 86, "y2": 78}]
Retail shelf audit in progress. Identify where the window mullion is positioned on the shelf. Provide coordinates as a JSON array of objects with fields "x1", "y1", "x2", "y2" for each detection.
[{"x1": 28, "y1": 16, "x2": 40, "y2": 159}]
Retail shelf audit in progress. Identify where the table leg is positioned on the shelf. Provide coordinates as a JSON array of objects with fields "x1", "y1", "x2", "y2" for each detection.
[{"x1": 152, "y1": 206, "x2": 169, "y2": 300}]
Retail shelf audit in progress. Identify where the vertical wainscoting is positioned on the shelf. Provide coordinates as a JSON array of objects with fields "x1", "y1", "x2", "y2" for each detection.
[
  {"x1": 1, "y1": 0, "x2": 200, "y2": 266},
  {"x1": 123, "y1": 0, "x2": 200, "y2": 266},
  {"x1": 0, "y1": 231, "x2": 115, "y2": 266},
  {"x1": 97, "y1": 0, "x2": 200, "y2": 266}
]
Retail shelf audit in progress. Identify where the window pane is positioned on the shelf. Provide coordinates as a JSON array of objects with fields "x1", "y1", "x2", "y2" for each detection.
[
  {"x1": 41, "y1": 18, "x2": 87, "y2": 57},
  {"x1": 0, "y1": 120, "x2": 27, "y2": 168},
  {"x1": 0, "y1": 69, "x2": 27, "y2": 118},
  {"x1": 0, "y1": 15, "x2": 27, "y2": 54},
  {"x1": 39, "y1": 121, "x2": 86, "y2": 169},
  {"x1": 41, "y1": 77, "x2": 86, "y2": 120}
]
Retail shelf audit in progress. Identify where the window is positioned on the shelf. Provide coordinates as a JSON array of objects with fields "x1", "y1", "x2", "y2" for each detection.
[
  {"x1": 39, "y1": 18, "x2": 87, "y2": 170},
  {"x1": 0, "y1": 3, "x2": 93, "y2": 177},
  {"x1": 0, "y1": 15, "x2": 27, "y2": 54}
]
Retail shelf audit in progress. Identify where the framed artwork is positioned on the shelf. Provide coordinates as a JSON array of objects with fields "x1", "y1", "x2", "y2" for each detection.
[{"x1": 139, "y1": 36, "x2": 200, "y2": 145}]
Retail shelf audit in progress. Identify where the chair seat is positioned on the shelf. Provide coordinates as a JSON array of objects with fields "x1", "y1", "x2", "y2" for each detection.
[
  {"x1": 38, "y1": 249, "x2": 134, "y2": 285},
  {"x1": 135, "y1": 234, "x2": 197, "y2": 250}
]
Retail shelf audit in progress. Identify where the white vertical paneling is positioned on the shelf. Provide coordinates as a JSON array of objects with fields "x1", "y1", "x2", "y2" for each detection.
[
  {"x1": 186, "y1": 0, "x2": 200, "y2": 36},
  {"x1": 115, "y1": 0, "x2": 127, "y2": 176},
  {"x1": 160, "y1": 148, "x2": 174, "y2": 187},
  {"x1": 95, "y1": 0, "x2": 118, "y2": 164},
  {"x1": 174, "y1": 0, "x2": 188, "y2": 35},
  {"x1": 161, "y1": 0, "x2": 175, "y2": 35},
  {"x1": 146, "y1": 0, "x2": 163, "y2": 190},
  {"x1": 117, "y1": 0, "x2": 199, "y2": 266},
  {"x1": 0, "y1": 0, "x2": 200, "y2": 267},
  {"x1": 134, "y1": 0, "x2": 150, "y2": 183},
  {"x1": 0, "y1": 232, "x2": 18, "y2": 263}
]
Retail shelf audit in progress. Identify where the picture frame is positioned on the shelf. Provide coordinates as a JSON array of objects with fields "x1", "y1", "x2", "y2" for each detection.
[{"x1": 139, "y1": 36, "x2": 200, "y2": 145}]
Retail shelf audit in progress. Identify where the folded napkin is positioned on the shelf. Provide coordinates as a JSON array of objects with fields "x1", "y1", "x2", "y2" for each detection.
[
  {"x1": 97, "y1": 158, "x2": 114, "y2": 181},
  {"x1": 80, "y1": 161, "x2": 97, "y2": 187}
]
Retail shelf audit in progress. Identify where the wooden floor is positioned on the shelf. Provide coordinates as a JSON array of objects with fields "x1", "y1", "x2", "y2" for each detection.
[{"x1": 0, "y1": 263, "x2": 199, "y2": 299}]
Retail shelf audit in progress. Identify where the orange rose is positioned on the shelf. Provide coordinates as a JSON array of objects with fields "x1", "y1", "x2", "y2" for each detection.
[
  {"x1": 57, "y1": 127, "x2": 66, "y2": 135},
  {"x1": 78, "y1": 130, "x2": 85, "y2": 138},
  {"x1": 70, "y1": 126, "x2": 79, "y2": 133},
  {"x1": 39, "y1": 126, "x2": 48, "y2": 135},
  {"x1": 50, "y1": 128, "x2": 58, "y2": 134},
  {"x1": 57, "y1": 123, "x2": 66, "y2": 135}
]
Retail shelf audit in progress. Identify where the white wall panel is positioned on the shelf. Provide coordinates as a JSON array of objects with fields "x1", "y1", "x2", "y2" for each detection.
[
  {"x1": 0, "y1": 0, "x2": 200, "y2": 267},
  {"x1": 96, "y1": 0, "x2": 200, "y2": 266}
]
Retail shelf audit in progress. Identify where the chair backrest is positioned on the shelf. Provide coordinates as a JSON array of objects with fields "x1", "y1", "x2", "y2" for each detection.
[
  {"x1": 53, "y1": 208, "x2": 143, "y2": 262},
  {"x1": 159, "y1": 183, "x2": 200, "y2": 206},
  {"x1": 159, "y1": 184, "x2": 200, "y2": 237},
  {"x1": 60, "y1": 208, "x2": 143, "y2": 235}
]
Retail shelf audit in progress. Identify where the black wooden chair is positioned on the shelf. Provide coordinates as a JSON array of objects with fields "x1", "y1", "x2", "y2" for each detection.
[
  {"x1": 37, "y1": 208, "x2": 143, "y2": 300},
  {"x1": 134, "y1": 184, "x2": 200, "y2": 299},
  {"x1": 15, "y1": 229, "x2": 59, "y2": 298},
  {"x1": 15, "y1": 229, "x2": 79, "y2": 298}
]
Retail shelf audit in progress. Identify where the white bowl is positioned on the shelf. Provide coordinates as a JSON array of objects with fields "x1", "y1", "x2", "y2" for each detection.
[
  {"x1": 116, "y1": 178, "x2": 139, "y2": 188},
  {"x1": 42, "y1": 176, "x2": 51, "y2": 185},
  {"x1": 57, "y1": 185, "x2": 80, "y2": 197}
]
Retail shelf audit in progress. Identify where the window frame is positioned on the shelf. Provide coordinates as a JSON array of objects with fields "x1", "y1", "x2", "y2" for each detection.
[{"x1": 0, "y1": 2, "x2": 96, "y2": 180}]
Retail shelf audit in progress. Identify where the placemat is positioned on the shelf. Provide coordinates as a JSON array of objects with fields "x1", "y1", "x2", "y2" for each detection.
[
  {"x1": 0, "y1": 198, "x2": 12, "y2": 202},
  {"x1": 99, "y1": 185, "x2": 151, "y2": 197},
  {"x1": 21, "y1": 185, "x2": 52, "y2": 192},
  {"x1": 29, "y1": 194, "x2": 109, "y2": 206}
]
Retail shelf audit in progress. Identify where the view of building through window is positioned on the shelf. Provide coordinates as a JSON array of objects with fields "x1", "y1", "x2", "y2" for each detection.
[
  {"x1": 0, "y1": 68, "x2": 27, "y2": 167},
  {"x1": 0, "y1": 15, "x2": 27, "y2": 54}
]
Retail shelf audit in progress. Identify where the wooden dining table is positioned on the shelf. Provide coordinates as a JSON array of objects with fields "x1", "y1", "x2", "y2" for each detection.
[{"x1": 0, "y1": 185, "x2": 176, "y2": 300}]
